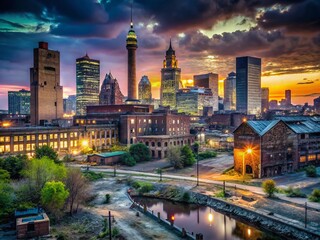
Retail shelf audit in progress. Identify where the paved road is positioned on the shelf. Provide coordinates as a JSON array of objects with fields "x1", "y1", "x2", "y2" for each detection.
[{"x1": 76, "y1": 165, "x2": 320, "y2": 210}]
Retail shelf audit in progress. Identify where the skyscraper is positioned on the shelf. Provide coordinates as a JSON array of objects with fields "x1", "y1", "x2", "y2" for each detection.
[
  {"x1": 126, "y1": 12, "x2": 138, "y2": 103},
  {"x1": 193, "y1": 73, "x2": 219, "y2": 111},
  {"x1": 64, "y1": 95, "x2": 76, "y2": 114},
  {"x1": 160, "y1": 40, "x2": 181, "y2": 108},
  {"x1": 76, "y1": 54, "x2": 100, "y2": 115},
  {"x1": 99, "y1": 72, "x2": 124, "y2": 105},
  {"x1": 261, "y1": 87, "x2": 269, "y2": 112},
  {"x1": 223, "y1": 72, "x2": 236, "y2": 111},
  {"x1": 138, "y1": 75, "x2": 152, "y2": 104},
  {"x1": 30, "y1": 42, "x2": 63, "y2": 125},
  {"x1": 8, "y1": 89, "x2": 30, "y2": 115},
  {"x1": 285, "y1": 90, "x2": 291, "y2": 106},
  {"x1": 236, "y1": 56, "x2": 261, "y2": 115}
]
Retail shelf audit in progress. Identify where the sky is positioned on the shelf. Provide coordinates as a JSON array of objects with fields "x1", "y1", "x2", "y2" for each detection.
[{"x1": 0, "y1": 0, "x2": 319, "y2": 110}]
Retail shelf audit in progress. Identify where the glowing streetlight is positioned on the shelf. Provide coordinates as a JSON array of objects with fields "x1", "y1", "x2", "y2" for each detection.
[
  {"x1": 242, "y1": 148, "x2": 253, "y2": 177},
  {"x1": 247, "y1": 228, "x2": 251, "y2": 237},
  {"x1": 81, "y1": 139, "x2": 89, "y2": 148}
]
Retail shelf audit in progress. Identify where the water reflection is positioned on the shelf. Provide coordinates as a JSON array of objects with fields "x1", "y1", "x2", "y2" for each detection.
[{"x1": 133, "y1": 197, "x2": 281, "y2": 240}]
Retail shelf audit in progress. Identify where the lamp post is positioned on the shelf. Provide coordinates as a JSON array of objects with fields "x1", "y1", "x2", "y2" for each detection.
[{"x1": 242, "y1": 148, "x2": 252, "y2": 178}]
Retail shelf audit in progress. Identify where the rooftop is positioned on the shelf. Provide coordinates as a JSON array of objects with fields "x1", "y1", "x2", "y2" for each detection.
[
  {"x1": 89, "y1": 151, "x2": 126, "y2": 158},
  {"x1": 246, "y1": 120, "x2": 280, "y2": 136}
]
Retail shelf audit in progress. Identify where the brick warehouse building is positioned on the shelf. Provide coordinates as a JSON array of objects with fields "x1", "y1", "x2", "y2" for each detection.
[{"x1": 234, "y1": 117, "x2": 320, "y2": 178}]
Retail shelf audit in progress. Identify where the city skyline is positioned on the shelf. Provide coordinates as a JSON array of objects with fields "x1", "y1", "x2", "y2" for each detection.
[{"x1": 0, "y1": 0, "x2": 319, "y2": 109}]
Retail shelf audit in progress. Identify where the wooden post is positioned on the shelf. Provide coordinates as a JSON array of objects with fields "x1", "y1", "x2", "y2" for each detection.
[
  {"x1": 108, "y1": 211, "x2": 112, "y2": 240},
  {"x1": 305, "y1": 202, "x2": 307, "y2": 228},
  {"x1": 157, "y1": 212, "x2": 161, "y2": 222}
]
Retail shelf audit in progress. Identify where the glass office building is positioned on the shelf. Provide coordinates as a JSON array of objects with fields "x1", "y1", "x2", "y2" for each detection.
[
  {"x1": 8, "y1": 89, "x2": 31, "y2": 115},
  {"x1": 76, "y1": 54, "x2": 100, "y2": 115}
]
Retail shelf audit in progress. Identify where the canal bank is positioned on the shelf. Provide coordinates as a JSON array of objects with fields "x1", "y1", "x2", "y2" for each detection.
[{"x1": 128, "y1": 183, "x2": 320, "y2": 240}]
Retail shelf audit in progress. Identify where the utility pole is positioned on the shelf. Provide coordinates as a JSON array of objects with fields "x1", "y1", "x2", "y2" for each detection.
[
  {"x1": 109, "y1": 211, "x2": 112, "y2": 240},
  {"x1": 305, "y1": 202, "x2": 307, "y2": 228}
]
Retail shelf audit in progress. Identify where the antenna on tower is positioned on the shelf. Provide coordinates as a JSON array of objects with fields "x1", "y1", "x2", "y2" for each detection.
[{"x1": 130, "y1": 0, "x2": 133, "y2": 28}]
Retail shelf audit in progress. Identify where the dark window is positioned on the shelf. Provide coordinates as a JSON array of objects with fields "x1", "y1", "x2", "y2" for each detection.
[
  {"x1": 27, "y1": 222, "x2": 35, "y2": 232},
  {"x1": 44, "y1": 81, "x2": 47, "y2": 85}
]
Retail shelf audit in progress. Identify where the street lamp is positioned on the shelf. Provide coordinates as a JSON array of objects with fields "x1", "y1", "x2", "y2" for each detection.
[
  {"x1": 242, "y1": 148, "x2": 253, "y2": 177},
  {"x1": 208, "y1": 209, "x2": 213, "y2": 226}
]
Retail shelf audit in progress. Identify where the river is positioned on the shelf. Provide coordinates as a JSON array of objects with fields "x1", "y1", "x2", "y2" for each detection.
[{"x1": 132, "y1": 197, "x2": 282, "y2": 240}]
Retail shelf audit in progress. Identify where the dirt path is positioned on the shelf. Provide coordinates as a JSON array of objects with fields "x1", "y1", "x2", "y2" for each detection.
[{"x1": 90, "y1": 178, "x2": 180, "y2": 240}]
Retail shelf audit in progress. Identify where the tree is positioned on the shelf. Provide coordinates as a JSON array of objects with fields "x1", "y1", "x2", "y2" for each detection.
[
  {"x1": 167, "y1": 146, "x2": 183, "y2": 169},
  {"x1": 181, "y1": 145, "x2": 196, "y2": 167},
  {"x1": 129, "y1": 143, "x2": 151, "y2": 162},
  {"x1": 23, "y1": 157, "x2": 66, "y2": 203},
  {"x1": 65, "y1": 168, "x2": 89, "y2": 215},
  {"x1": 0, "y1": 155, "x2": 27, "y2": 179},
  {"x1": 0, "y1": 181, "x2": 14, "y2": 219},
  {"x1": 305, "y1": 165, "x2": 317, "y2": 177},
  {"x1": 0, "y1": 169, "x2": 10, "y2": 182},
  {"x1": 35, "y1": 145, "x2": 59, "y2": 162},
  {"x1": 262, "y1": 179, "x2": 276, "y2": 197},
  {"x1": 41, "y1": 181, "x2": 69, "y2": 218},
  {"x1": 120, "y1": 152, "x2": 136, "y2": 166},
  {"x1": 308, "y1": 189, "x2": 320, "y2": 202}
]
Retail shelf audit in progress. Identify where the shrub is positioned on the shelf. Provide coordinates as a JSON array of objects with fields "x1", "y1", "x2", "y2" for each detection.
[
  {"x1": 131, "y1": 181, "x2": 141, "y2": 189},
  {"x1": 285, "y1": 187, "x2": 306, "y2": 198},
  {"x1": 104, "y1": 194, "x2": 111, "y2": 204},
  {"x1": 181, "y1": 145, "x2": 196, "y2": 167},
  {"x1": 181, "y1": 192, "x2": 190, "y2": 202},
  {"x1": 198, "y1": 151, "x2": 217, "y2": 160},
  {"x1": 120, "y1": 152, "x2": 136, "y2": 166},
  {"x1": 83, "y1": 171, "x2": 104, "y2": 181},
  {"x1": 262, "y1": 179, "x2": 276, "y2": 197},
  {"x1": 138, "y1": 182, "x2": 154, "y2": 194},
  {"x1": 305, "y1": 165, "x2": 317, "y2": 177},
  {"x1": 308, "y1": 189, "x2": 320, "y2": 202},
  {"x1": 215, "y1": 190, "x2": 225, "y2": 198}
]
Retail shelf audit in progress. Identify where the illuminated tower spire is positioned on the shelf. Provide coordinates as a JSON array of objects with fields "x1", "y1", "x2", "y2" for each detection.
[{"x1": 126, "y1": 1, "x2": 139, "y2": 103}]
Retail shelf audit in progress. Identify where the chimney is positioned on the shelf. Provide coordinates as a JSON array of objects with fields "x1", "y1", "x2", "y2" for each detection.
[{"x1": 39, "y1": 42, "x2": 48, "y2": 50}]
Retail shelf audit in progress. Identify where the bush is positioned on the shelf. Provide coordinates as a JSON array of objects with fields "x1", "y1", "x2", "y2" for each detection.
[
  {"x1": 198, "y1": 151, "x2": 217, "y2": 160},
  {"x1": 35, "y1": 145, "x2": 59, "y2": 163},
  {"x1": 285, "y1": 187, "x2": 306, "y2": 198},
  {"x1": 83, "y1": 171, "x2": 104, "y2": 181},
  {"x1": 131, "y1": 181, "x2": 141, "y2": 189},
  {"x1": 181, "y1": 192, "x2": 190, "y2": 202},
  {"x1": 120, "y1": 152, "x2": 136, "y2": 166},
  {"x1": 215, "y1": 190, "x2": 225, "y2": 198},
  {"x1": 308, "y1": 189, "x2": 320, "y2": 202},
  {"x1": 305, "y1": 165, "x2": 317, "y2": 177},
  {"x1": 139, "y1": 182, "x2": 154, "y2": 194},
  {"x1": 104, "y1": 194, "x2": 111, "y2": 204},
  {"x1": 262, "y1": 179, "x2": 276, "y2": 197},
  {"x1": 181, "y1": 145, "x2": 196, "y2": 167}
]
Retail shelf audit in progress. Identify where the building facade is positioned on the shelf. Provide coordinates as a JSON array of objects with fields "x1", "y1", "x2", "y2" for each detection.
[
  {"x1": 176, "y1": 87, "x2": 213, "y2": 116},
  {"x1": 63, "y1": 95, "x2": 76, "y2": 114},
  {"x1": 223, "y1": 72, "x2": 236, "y2": 111},
  {"x1": 160, "y1": 40, "x2": 181, "y2": 108},
  {"x1": 138, "y1": 75, "x2": 152, "y2": 104},
  {"x1": 126, "y1": 19, "x2": 138, "y2": 102},
  {"x1": 194, "y1": 73, "x2": 219, "y2": 111},
  {"x1": 236, "y1": 56, "x2": 261, "y2": 115},
  {"x1": 99, "y1": 72, "x2": 124, "y2": 105},
  {"x1": 76, "y1": 54, "x2": 100, "y2": 115},
  {"x1": 0, "y1": 124, "x2": 118, "y2": 157},
  {"x1": 261, "y1": 87, "x2": 269, "y2": 113},
  {"x1": 30, "y1": 42, "x2": 63, "y2": 125},
  {"x1": 8, "y1": 89, "x2": 30, "y2": 115},
  {"x1": 137, "y1": 135, "x2": 195, "y2": 159},
  {"x1": 234, "y1": 118, "x2": 320, "y2": 178}
]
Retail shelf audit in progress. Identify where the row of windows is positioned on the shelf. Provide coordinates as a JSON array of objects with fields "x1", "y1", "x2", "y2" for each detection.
[
  {"x1": 299, "y1": 154, "x2": 320, "y2": 162},
  {"x1": 130, "y1": 118, "x2": 183, "y2": 125},
  {"x1": 1, "y1": 132, "x2": 79, "y2": 143}
]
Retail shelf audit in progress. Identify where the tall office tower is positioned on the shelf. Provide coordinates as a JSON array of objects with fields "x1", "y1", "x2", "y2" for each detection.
[
  {"x1": 285, "y1": 89, "x2": 291, "y2": 106},
  {"x1": 261, "y1": 87, "x2": 270, "y2": 113},
  {"x1": 223, "y1": 72, "x2": 236, "y2": 111},
  {"x1": 30, "y1": 42, "x2": 63, "y2": 125},
  {"x1": 8, "y1": 89, "x2": 31, "y2": 115},
  {"x1": 138, "y1": 75, "x2": 152, "y2": 104},
  {"x1": 126, "y1": 12, "x2": 139, "y2": 103},
  {"x1": 176, "y1": 87, "x2": 213, "y2": 116},
  {"x1": 193, "y1": 73, "x2": 219, "y2": 111},
  {"x1": 99, "y1": 72, "x2": 124, "y2": 105},
  {"x1": 76, "y1": 54, "x2": 100, "y2": 115},
  {"x1": 160, "y1": 40, "x2": 181, "y2": 108},
  {"x1": 236, "y1": 56, "x2": 261, "y2": 115}
]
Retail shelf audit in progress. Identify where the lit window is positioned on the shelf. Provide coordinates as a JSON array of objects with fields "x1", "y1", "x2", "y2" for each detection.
[
  {"x1": 173, "y1": 120, "x2": 175, "y2": 124},
  {"x1": 19, "y1": 136, "x2": 23, "y2": 141},
  {"x1": 50, "y1": 134, "x2": 53, "y2": 139},
  {"x1": 14, "y1": 145, "x2": 19, "y2": 152},
  {"x1": 148, "y1": 119, "x2": 151, "y2": 124},
  {"x1": 299, "y1": 156, "x2": 306, "y2": 162},
  {"x1": 0, "y1": 137, "x2": 4, "y2": 142},
  {"x1": 54, "y1": 134, "x2": 58, "y2": 139},
  {"x1": 14, "y1": 136, "x2": 18, "y2": 142},
  {"x1": 39, "y1": 135, "x2": 42, "y2": 140},
  {"x1": 130, "y1": 119, "x2": 135, "y2": 124},
  {"x1": 92, "y1": 120, "x2": 96, "y2": 124},
  {"x1": 5, "y1": 137, "x2": 10, "y2": 142},
  {"x1": 19, "y1": 144, "x2": 23, "y2": 151},
  {"x1": 31, "y1": 135, "x2": 36, "y2": 141},
  {"x1": 144, "y1": 119, "x2": 146, "y2": 123},
  {"x1": 27, "y1": 144, "x2": 31, "y2": 151},
  {"x1": 308, "y1": 155, "x2": 316, "y2": 161},
  {"x1": 0, "y1": 146, "x2": 4, "y2": 153},
  {"x1": 60, "y1": 133, "x2": 64, "y2": 138},
  {"x1": 139, "y1": 128, "x2": 141, "y2": 133},
  {"x1": 31, "y1": 144, "x2": 36, "y2": 150},
  {"x1": 5, "y1": 145, "x2": 10, "y2": 152},
  {"x1": 43, "y1": 134, "x2": 47, "y2": 140}
]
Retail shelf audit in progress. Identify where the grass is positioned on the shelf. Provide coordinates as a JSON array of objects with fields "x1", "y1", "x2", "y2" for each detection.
[{"x1": 83, "y1": 171, "x2": 104, "y2": 181}]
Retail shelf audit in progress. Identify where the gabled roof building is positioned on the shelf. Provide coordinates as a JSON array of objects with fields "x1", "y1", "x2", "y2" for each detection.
[{"x1": 234, "y1": 117, "x2": 320, "y2": 178}]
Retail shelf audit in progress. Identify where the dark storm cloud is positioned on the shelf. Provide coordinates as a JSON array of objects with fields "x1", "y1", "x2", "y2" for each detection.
[
  {"x1": 257, "y1": 0, "x2": 320, "y2": 33},
  {"x1": 297, "y1": 81, "x2": 314, "y2": 84}
]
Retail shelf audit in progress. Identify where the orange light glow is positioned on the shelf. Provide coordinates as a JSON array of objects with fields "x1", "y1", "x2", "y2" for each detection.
[
  {"x1": 171, "y1": 216, "x2": 175, "y2": 221},
  {"x1": 2, "y1": 122, "x2": 11, "y2": 127},
  {"x1": 246, "y1": 148, "x2": 253, "y2": 154}
]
